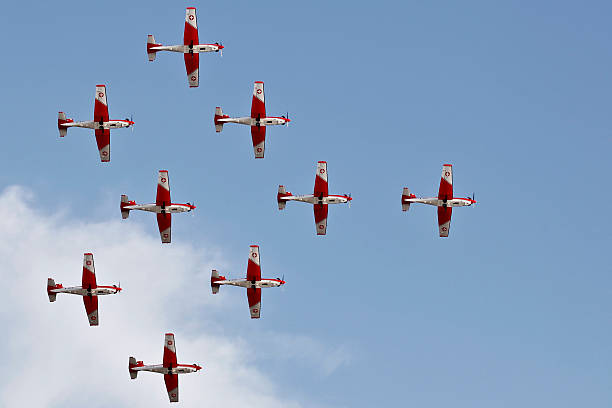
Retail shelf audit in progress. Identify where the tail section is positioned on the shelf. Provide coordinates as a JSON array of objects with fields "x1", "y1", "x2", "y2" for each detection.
[
  {"x1": 146, "y1": 35, "x2": 160, "y2": 61},
  {"x1": 129, "y1": 357, "x2": 138, "y2": 379},
  {"x1": 47, "y1": 278, "x2": 57, "y2": 302},
  {"x1": 277, "y1": 185, "x2": 291, "y2": 210},
  {"x1": 57, "y1": 112, "x2": 72, "y2": 137},
  {"x1": 120, "y1": 195, "x2": 130, "y2": 219},
  {"x1": 211, "y1": 269, "x2": 226, "y2": 294},
  {"x1": 401, "y1": 187, "x2": 413, "y2": 212},
  {"x1": 214, "y1": 107, "x2": 225, "y2": 132}
]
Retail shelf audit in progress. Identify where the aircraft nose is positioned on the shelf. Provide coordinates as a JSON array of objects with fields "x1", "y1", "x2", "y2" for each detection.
[
  {"x1": 195, "y1": 364, "x2": 202, "y2": 371},
  {"x1": 218, "y1": 44, "x2": 224, "y2": 50}
]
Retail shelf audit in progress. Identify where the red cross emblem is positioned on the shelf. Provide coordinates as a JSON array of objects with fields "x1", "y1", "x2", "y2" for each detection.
[
  {"x1": 102, "y1": 151, "x2": 108, "y2": 156},
  {"x1": 256, "y1": 89, "x2": 262, "y2": 94},
  {"x1": 86, "y1": 261, "x2": 91, "y2": 266},
  {"x1": 168, "y1": 340, "x2": 173, "y2": 346},
  {"x1": 189, "y1": 14, "x2": 194, "y2": 20},
  {"x1": 161, "y1": 177, "x2": 167, "y2": 183},
  {"x1": 98, "y1": 92, "x2": 104, "y2": 98},
  {"x1": 191, "y1": 76, "x2": 196, "y2": 81}
]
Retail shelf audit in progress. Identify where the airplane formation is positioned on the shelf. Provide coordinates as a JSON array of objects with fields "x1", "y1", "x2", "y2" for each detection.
[{"x1": 49, "y1": 6, "x2": 477, "y2": 403}]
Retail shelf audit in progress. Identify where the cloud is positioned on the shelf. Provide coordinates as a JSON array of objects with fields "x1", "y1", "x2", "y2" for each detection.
[{"x1": 0, "y1": 186, "x2": 346, "y2": 407}]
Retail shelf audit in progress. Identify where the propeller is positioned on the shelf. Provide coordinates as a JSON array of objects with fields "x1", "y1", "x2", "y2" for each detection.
[
  {"x1": 345, "y1": 193, "x2": 352, "y2": 208},
  {"x1": 124, "y1": 114, "x2": 135, "y2": 133},
  {"x1": 281, "y1": 112, "x2": 290, "y2": 126},
  {"x1": 470, "y1": 192, "x2": 476, "y2": 205},
  {"x1": 215, "y1": 42, "x2": 223, "y2": 56}
]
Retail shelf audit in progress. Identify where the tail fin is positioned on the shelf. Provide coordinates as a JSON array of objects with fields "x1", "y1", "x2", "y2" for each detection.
[
  {"x1": 47, "y1": 278, "x2": 57, "y2": 302},
  {"x1": 58, "y1": 112, "x2": 69, "y2": 137},
  {"x1": 277, "y1": 185, "x2": 290, "y2": 210},
  {"x1": 120, "y1": 195, "x2": 130, "y2": 219},
  {"x1": 214, "y1": 107, "x2": 224, "y2": 132},
  {"x1": 129, "y1": 357, "x2": 138, "y2": 379},
  {"x1": 147, "y1": 35, "x2": 158, "y2": 61},
  {"x1": 211, "y1": 269, "x2": 225, "y2": 294},
  {"x1": 401, "y1": 187, "x2": 411, "y2": 212}
]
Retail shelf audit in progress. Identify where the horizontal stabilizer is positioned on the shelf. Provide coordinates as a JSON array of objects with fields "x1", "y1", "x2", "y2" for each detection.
[
  {"x1": 211, "y1": 269, "x2": 220, "y2": 294},
  {"x1": 47, "y1": 278, "x2": 57, "y2": 302},
  {"x1": 147, "y1": 35, "x2": 157, "y2": 61},
  {"x1": 214, "y1": 107, "x2": 224, "y2": 132},
  {"x1": 277, "y1": 185, "x2": 289, "y2": 210},
  {"x1": 402, "y1": 187, "x2": 411, "y2": 211},
  {"x1": 58, "y1": 112, "x2": 69, "y2": 137},
  {"x1": 120, "y1": 195, "x2": 130, "y2": 219},
  {"x1": 129, "y1": 356, "x2": 138, "y2": 379}
]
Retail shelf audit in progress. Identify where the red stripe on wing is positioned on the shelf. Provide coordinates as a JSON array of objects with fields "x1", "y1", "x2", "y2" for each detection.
[{"x1": 247, "y1": 287, "x2": 261, "y2": 308}]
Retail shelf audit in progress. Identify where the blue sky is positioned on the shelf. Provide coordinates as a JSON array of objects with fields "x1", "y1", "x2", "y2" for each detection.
[{"x1": 0, "y1": 1, "x2": 610, "y2": 407}]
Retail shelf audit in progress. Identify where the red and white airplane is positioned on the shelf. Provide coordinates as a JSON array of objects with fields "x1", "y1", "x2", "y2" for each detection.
[
  {"x1": 214, "y1": 81, "x2": 290, "y2": 158},
  {"x1": 46, "y1": 253, "x2": 121, "y2": 326},
  {"x1": 211, "y1": 245, "x2": 285, "y2": 319},
  {"x1": 129, "y1": 333, "x2": 202, "y2": 403},
  {"x1": 401, "y1": 164, "x2": 476, "y2": 237},
  {"x1": 120, "y1": 170, "x2": 196, "y2": 243},
  {"x1": 58, "y1": 85, "x2": 134, "y2": 162},
  {"x1": 277, "y1": 161, "x2": 352, "y2": 235},
  {"x1": 147, "y1": 7, "x2": 223, "y2": 88}
]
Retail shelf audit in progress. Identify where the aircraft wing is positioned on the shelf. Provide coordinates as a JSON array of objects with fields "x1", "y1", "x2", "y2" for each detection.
[
  {"x1": 94, "y1": 85, "x2": 110, "y2": 161},
  {"x1": 437, "y1": 206, "x2": 452, "y2": 237},
  {"x1": 83, "y1": 295, "x2": 99, "y2": 326},
  {"x1": 94, "y1": 129, "x2": 110, "y2": 162},
  {"x1": 184, "y1": 7, "x2": 199, "y2": 87},
  {"x1": 246, "y1": 245, "x2": 262, "y2": 318},
  {"x1": 157, "y1": 213, "x2": 171, "y2": 243},
  {"x1": 247, "y1": 287, "x2": 261, "y2": 319},
  {"x1": 250, "y1": 82, "x2": 266, "y2": 158},
  {"x1": 156, "y1": 170, "x2": 171, "y2": 206},
  {"x1": 314, "y1": 204, "x2": 328, "y2": 235},
  {"x1": 246, "y1": 245, "x2": 261, "y2": 282},
  {"x1": 82, "y1": 253, "x2": 99, "y2": 325},
  {"x1": 163, "y1": 333, "x2": 179, "y2": 402},
  {"x1": 250, "y1": 126, "x2": 266, "y2": 158},
  {"x1": 438, "y1": 164, "x2": 453, "y2": 200},
  {"x1": 314, "y1": 161, "x2": 328, "y2": 197}
]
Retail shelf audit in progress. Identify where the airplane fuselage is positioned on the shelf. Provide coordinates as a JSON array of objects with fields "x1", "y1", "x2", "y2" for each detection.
[
  {"x1": 63, "y1": 120, "x2": 133, "y2": 130},
  {"x1": 280, "y1": 194, "x2": 351, "y2": 205},
  {"x1": 150, "y1": 44, "x2": 222, "y2": 54},
  {"x1": 403, "y1": 197, "x2": 474, "y2": 208},
  {"x1": 217, "y1": 116, "x2": 289, "y2": 127},
  {"x1": 131, "y1": 363, "x2": 200, "y2": 375},
  {"x1": 122, "y1": 203, "x2": 194, "y2": 214},
  {"x1": 217, "y1": 278, "x2": 284, "y2": 289},
  {"x1": 50, "y1": 285, "x2": 120, "y2": 296}
]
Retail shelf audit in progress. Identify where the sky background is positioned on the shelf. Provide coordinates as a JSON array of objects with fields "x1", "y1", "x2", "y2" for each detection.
[{"x1": 0, "y1": 1, "x2": 611, "y2": 407}]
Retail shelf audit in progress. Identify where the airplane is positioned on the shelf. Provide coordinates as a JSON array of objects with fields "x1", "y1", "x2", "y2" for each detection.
[
  {"x1": 46, "y1": 253, "x2": 121, "y2": 326},
  {"x1": 129, "y1": 333, "x2": 202, "y2": 403},
  {"x1": 214, "y1": 81, "x2": 290, "y2": 158},
  {"x1": 147, "y1": 7, "x2": 223, "y2": 88},
  {"x1": 58, "y1": 84, "x2": 134, "y2": 162},
  {"x1": 120, "y1": 170, "x2": 196, "y2": 244},
  {"x1": 401, "y1": 164, "x2": 476, "y2": 237},
  {"x1": 277, "y1": 161, "x2": 352, "y2": 235},
  {"x1": 211, "y1": 245, "x2": 285, "y2": 319}
]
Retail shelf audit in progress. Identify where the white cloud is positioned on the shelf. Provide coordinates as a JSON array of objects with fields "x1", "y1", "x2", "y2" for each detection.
[{"x1": 0, "y1": 186, "x2": 347, "y2": 407}]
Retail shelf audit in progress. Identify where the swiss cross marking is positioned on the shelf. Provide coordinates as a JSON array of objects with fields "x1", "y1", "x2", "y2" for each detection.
[
  {"x1": 98, "y1": 92, "x2": 104, "y2": 98},
  {"x1": 191, "y1": 75, "x2": 196, "y2": 81},
  {"x1": 86, "y1": 261, "x2": 92, "y2": 266},
  {"x1": 257, "y1": 147, "x2": 262, "y2": 152},
  {"x1": 91, "y1": 315, "x2": 97, "y2": 320},
  {"x1": 168, "y1": 340, "x2": 173, "y2": 345},
  {"x1": 256, "y1": 89, "x2": 262, "y2": 94},
  {"x1": 320, "y1": 169, "x2": 325, "y2": 174},
  {"x1": 189, "y1": 14, "x2": 194, "y2": 20},
  {"x1": 445, "y1": 171, "x2": 450, "y2": 177},
  {"x1": 102, "y1": 151, "x2": 108, "y2": 156}
]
